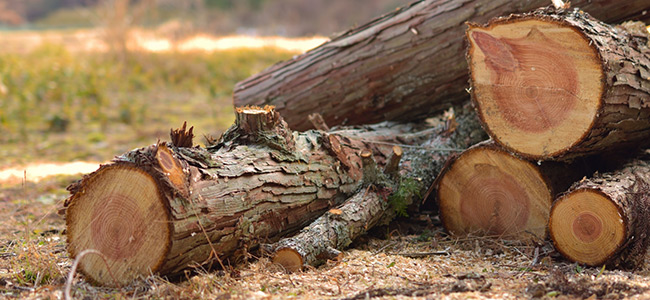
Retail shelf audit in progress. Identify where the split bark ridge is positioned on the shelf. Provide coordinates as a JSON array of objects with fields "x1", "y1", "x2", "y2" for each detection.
[
  {"x1": 269, "y1": 105, "x2": 486, "y2": 271},
  {"x1": 64, "y1": 105, "x2": 486, "y2": 285},
  {"x1": 234, "y1": 0, "x2": 650, "y2": 131},
  {"x1": 467, "y1": 7, "x2": 650, "y2": 160},
  {"x1": 550, "y1": 159, "x2": 650, "y2": 269}
]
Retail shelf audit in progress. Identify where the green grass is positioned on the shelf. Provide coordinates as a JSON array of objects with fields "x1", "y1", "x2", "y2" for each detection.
[{"x1": 0, "y1": 44, "x2": 294, "y2": 167}]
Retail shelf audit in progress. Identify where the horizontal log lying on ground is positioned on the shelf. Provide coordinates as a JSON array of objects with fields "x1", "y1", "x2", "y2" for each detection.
[
  {"x1": 467, "y1": 7, "x2": 650, "y2": 161},
  {"x1": 269, "y1": 105, "x2": 487, "y2": 271},
  {"x1": 436, "y1": 141, "x2": 596, "y2": 240},
  {"x1": 550, "y1": 158, "x2": 650, "y2": 268},
  {"x1": 234, "y1": 0, "x2": 650, "y2": 131},
  {"x1": 63, "y1": 105, "x2": 486, "y2": 285}
]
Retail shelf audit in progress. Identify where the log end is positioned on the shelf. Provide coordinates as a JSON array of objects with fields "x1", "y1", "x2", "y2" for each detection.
[
  {"x1": 437, "y1": 144, "x2": 551, "y2": 240},
  {"x1": 549, "y1": 189, "x2": 626, "y2": 266},
  {"x1": 273, "y1": 247, "x2": 304, "y2": 272},
  {"x1": 65, "y1": 164, "x2": 171, "y2": 286},
  {"x1": 467, "y1": 18, "x2": 603, "y2": 159}
]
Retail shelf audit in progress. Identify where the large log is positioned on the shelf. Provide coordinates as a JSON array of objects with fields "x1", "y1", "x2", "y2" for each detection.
[
  {"x1": 64, "y1": 105, "x2": 485, "y2": 286},
  {"x1": 549, "y1": 159, "x2": 650, "y2": 269},
  {"x1": 467, "y1": 8, "x2": 650, "y2": 160},
  {"x1": 436, "y1": 141, "x2": 595, "y2": 240},
  {"x1": 233, "y1": 0, "x2": 650, "y2": 131}
]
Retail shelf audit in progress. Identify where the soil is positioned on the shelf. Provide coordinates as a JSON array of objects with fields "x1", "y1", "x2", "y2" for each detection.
[{"x1": 2, "y1": 173, "x2": 650, "y2": 299}]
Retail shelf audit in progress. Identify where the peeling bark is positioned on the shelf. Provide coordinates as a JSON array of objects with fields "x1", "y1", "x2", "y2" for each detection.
[{"x1": 64, "y1": 105, "x2": 486, "y2": 286}]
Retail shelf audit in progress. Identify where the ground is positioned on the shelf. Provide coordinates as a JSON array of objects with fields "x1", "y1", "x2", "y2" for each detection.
[{"x1": 2, "y1": 174, "x2": 650, "y2": 299}]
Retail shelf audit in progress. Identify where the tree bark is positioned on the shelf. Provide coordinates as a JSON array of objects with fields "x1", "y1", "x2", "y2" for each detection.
[
  {"x1": 436, "y1": 141, "x2": 595, "y2": 240},
  {"x1": 467, "y1": 8, "x2": 650, "y2": 161},
  {"x1": 233, "y1": 0, "x2": 650, "y2": 131},
  {"x1": 549, "y1": 159, "x2": 650, "y2": 269},
  {"x1": 64, "y1": 105, "x2": 485, "y2": 286},
  {"x1": 269, "y1": 105, "x2": 487, "y2": 271}
]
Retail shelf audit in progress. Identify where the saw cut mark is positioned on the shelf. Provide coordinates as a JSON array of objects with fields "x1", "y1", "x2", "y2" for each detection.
[
  {"x1": 550, "y1": 189, "x2": 626, "y2": 266},
  {"x1": 91, "y1": 193, "x2": 147, "y2": 260},
  {"x1": 460, "y1": 164, "x2": 530, "y2": 235},
  {"x1": 473, "y1": 27, "x2": 579, "y2": 133}
]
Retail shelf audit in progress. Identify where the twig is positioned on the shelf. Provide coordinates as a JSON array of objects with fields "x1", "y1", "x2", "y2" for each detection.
[
  {"x1": 389, "y1": 248, "x2": 451, "y2": 258},
  {"x1": 65, "y1": 249, "x2": 119, "y2": 300}
]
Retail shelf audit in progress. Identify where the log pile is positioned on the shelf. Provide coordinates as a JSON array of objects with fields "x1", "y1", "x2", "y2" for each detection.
[
  {"x1": 436, "y1": 6, "x2": 650, "y2": 269},
  {"x1": 63, "y1": 1, "x2": 650, "y2": 287},
  {"x1": 64, "y1": 105, "x2": 486, "y2": 285}
]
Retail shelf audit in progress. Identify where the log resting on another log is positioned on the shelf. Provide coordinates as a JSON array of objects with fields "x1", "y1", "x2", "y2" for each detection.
[
  {"x1": 234, "y1": 0, "x2": 650, "y2": 131},
  {"x1": 467, "y1": 7, "x2": 650, "y2": 160},
  {"x1": 63, "y1": 105, "x2": 485, "y2": 286}
]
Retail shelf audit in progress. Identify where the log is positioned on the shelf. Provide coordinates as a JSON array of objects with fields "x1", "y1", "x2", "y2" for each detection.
[
  {"x1": 467, "y1": 8, "x2": 650, "y2": 160},
  {"x1": 64, "y1": 105, "x2": 486, "y2": 286},
  {"x1": 436, "y1": 141, "x2": 595, "y2": 240},
  {"x1": 233, "y1": 0, "x2": 650, "y2": 131},
  {"x1": 549, "y1": 159, "x2": 650, "y2": 268},
  {"x1": 269, "y1": 105, "x2": 487, "y2": 271}
]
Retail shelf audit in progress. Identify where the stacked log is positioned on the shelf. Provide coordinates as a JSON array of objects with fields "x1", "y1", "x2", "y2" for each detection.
[
  {"x1": 550, "y1": 160, "x2": 650, "y2": 268},
  {"x1": 436, "y1": 141, "x2": 594, "y2": 240},
  {"x1": 436, "y1": 7, "x2": 650, "y2": 268},
  {"x1": 233, "y1": 0, "x2": 650, "y2": 131},
  {"x1": 64, "y1": 105, "x2": 486, "y2": 285},
  {"x1": 466, "y1": 8, "x2": 650, "y2": 160},
  {"x1": 64, "y1": 2, "x2": 650, "y2": 287}
]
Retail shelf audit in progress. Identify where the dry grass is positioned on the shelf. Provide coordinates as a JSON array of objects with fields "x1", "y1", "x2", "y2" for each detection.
[{"x1": 2, "y1": 183, "x2": 650, "y2": 300}]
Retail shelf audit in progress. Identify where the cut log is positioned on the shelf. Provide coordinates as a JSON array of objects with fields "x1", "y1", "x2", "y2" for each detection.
[
  {"x1": 64, "y1": 105, "x2": 486, "y2": 286},
  {"x1": 467, "y1": 8, "x2": 650, "y2": 160},
  {"x1": 436, "y1": 141, "x2": 594, "y2": 240},
  {"x1": 233, "y1": 0, "x2": 650, "y2": 131},
  {"x1": 549, "y1": 160, "x2": 650, "y2": 268},
  {"x1": 269, "y1": 105, "x2": 487, "y2": 271}
]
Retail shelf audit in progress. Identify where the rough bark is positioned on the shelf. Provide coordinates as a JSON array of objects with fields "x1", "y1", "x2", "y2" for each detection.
[
  {"x1": 269, "y1": 105, "x2": 487, "y2": 271},
  {"x1": 436, "y1": 141, "x2": 595, "y2": 240},
  {"x1": 233, "y1": 0, "x2": 650, "y2": 131},
  {"x1": 467, "y1": 8, "x2": 650, "y2": 160},
  {"x1": 549, "y1": 159, "x2": 650, "y2": 269},
  {"x1": 64, "y1": 105, "x2": 485, "y2": 286}
]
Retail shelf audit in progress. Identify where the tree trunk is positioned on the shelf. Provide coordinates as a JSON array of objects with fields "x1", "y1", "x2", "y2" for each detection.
[
  {"x1": 549, "y1": 159, "x2": 650, "y2": 269},
  {"x1": 64, "y1": 105, "x2": 485, "y2": 286},
  {"x1": 467, "y1": 8, "x2": 650, "y2": 161},
  {"x1": 435, "y1": 141, "x2": 595, "y2": 240},
  {"x1": 269, "y1": 104, "x2": 487, "y2": 271},
  {"x1": 233, "y1": 0, "x2": 650, "y2": 131}
]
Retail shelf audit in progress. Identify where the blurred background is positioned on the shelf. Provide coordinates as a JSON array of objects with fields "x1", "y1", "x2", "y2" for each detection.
[{"x1": 0, "y1": 0, "x2": 408, "y2": 181}]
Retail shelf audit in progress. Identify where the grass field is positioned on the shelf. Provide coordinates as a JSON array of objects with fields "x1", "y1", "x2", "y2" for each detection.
[
  {"x1": 0, "y1": 43, "x2": 295, "y2": 168},
  {"x1": 3, "y1": 33, "x2": 650, "y2": 300}
]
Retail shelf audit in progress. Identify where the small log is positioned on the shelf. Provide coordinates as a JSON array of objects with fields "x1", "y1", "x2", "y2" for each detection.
[
  {"x1": 234, "y1": 0, "x2": 650, "y2": 131},
  {"x1": 467, "y1": 8, "x2": 650, "y2": 160},
  {"x1": 270, "y1": 105, "x2": 488, "y2": 271},
  {"x1": 436, "y1": 141, "x2": 594, "y2": 240},
  {"x1": 271, "y1": 188, "x2": 385, "y2": 272},
  {"x1": 64, "y1": 105, "x2": 486, "y2": 285},
  {"x1": 549, "y1": 160, "x2": 650, "y2": 268}
]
